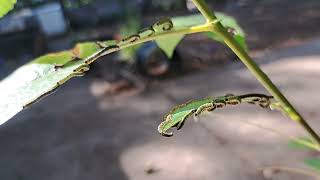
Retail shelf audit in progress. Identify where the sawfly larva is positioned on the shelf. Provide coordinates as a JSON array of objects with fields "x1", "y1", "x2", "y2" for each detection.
[
  {"x1": 152, "y1": 18, "x2": 174, "y2": 33},
  {"x1": 121, "y1": 34, "x2": 140, "y2": 44},
  {"x1": 84, "y1": 45, "x2": 120, "y2": 64}
]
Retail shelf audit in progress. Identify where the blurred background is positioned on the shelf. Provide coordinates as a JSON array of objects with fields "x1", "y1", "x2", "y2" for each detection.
[{"x1": 0, "y1": 0, "x2": 320, "y2": 180}]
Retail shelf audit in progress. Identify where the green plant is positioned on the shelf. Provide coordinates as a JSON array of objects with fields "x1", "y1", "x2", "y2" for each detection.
[
  {"x1": 1, "y1": 0, "x2": 320, "y2": 177},
  {"x1": 0, "y1": 9, "x2": 245, "y2": 124},
  {"x1": 0, "y1": 0, "x2": 17, "y2": 17},
  {"x1": 158, "y1": 93, "x2": 274, "y2": 136},
  {"x1": 156, "y1": 0, "x2": 320, "y2": 146}
]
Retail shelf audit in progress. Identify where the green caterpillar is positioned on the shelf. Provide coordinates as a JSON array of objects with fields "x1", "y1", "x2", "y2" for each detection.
[
  {"x1": 120, "y1": 18, "x2": 174, "y2": 45},
  {"x1": 84, "y1": 45, "x2": 120, "y2": 64},
  {"x1": 23, "y1": 18, "x2": 175, "y2": 110},
  {"x1": 158, "y1": 93, "x2": 274, "y2": 137},
  {"x1": 83, "y1": 18, "x2": 175, "y2": 65},
  {"x1": 121, "y1": 34, "x2": 141, "y2": 44},
  {"x1": 73, "y1": 63, "x2": 90, "y2": 77},
  {"x1": 152, "y1": 18, "x2": 174, "y2": 32}
]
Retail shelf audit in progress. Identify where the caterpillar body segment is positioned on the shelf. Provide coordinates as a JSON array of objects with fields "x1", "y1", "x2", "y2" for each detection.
[
  {"x1": 121, "y1": 34, "x2": 141, "y2": 45},
  {"x1": 195, "y1": 103, "x2": 216, "y2": 117},
  {"x1": 152, "y1": 18, "x2": 174, "y2": 33},
  {"x1": 138, "y1": 28, "x2": 155, "y2": 38}
]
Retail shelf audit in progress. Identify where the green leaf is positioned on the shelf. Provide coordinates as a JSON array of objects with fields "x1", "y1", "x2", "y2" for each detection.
[
  {"x1": 172, "y1": 13, "x2": 248, "y2": 52},
  {"x1": 233, "y1": 34, "x2": 247, "y2": 51},
  {"x1": 155, "y1": 34, "x2": 184, "y2": 58},
  {"x1": 158, "y1": 94, "x2": 274, "y2": 137},
  {"x1": 288, "y1": 137, "x2": 319, "y2": 150},
  {"x1": 0, "y1": 0, "x2": 17, "y2": 18},
  {"x1": 119, "y1": 15, "x2": 141, "y2": 61},
  {"x1": 0, "y1": 41, "x2": 115, "y2": 124},
  {"x1": 305, "y1": 158, "x2": 320, "y2": 172},
  {"x1": 158, "y1": 97, "x2": 214, "y2": 136}
]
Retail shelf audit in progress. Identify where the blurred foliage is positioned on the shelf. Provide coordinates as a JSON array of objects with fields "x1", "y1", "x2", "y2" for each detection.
[
  {"x1": 288, "y1": 137, "x2": 317, "y2": 150},
  {"x1": 305, "y1": 158, "x2": 320, "y2": 172},
  {"x1": 14, "y1": 0, "x2": 56, "y2": 9},
  {"x1": 288, "y1": 137, "x2": 320, "y2": 174},
  {"x1": 0, "y1": 0, "x2": 17, "y2": 17},
  {"x1": 150, "y1": 0, "x2": 185, "y2": 11},
  {"x1": 61, "y1": 0, "x2": 94, "y2": 8}
]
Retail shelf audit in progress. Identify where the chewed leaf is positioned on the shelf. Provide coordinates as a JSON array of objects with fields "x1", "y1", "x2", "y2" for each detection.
[
  {"x1": 0, "y1": 41, "x2": 109, "y2": 124},
  {"x1": 158, "y1": 97, "x2": 213, "y2": 136},
  {"x1": 158, "y1": 94, "x2": 273, "y2": 137},
  {"x1": 305, "y1": 158, "x2": 320, "y2": 172},
  {"x1": 73, "y1": 41, "x2": 116, "y2": 59},
  {"x1": 0, "y1": 18, "x2": 177, "y2": 125},
  {"x1": 32, "y1": 51, "x2": 75, "y2": 66},
  {"x1": 0, "y1": 0, "x2": 16, "y2": 18}
]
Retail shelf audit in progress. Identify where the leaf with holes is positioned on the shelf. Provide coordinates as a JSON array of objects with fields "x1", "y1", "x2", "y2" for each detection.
[{"x1": 0, "y1": 41, "x2": 115, "y2": 125}]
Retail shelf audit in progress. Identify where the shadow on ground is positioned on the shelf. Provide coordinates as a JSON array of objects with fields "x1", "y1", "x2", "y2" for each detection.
[{"x1": 1, "y1": 39, "x2": 320, "y2": 180}]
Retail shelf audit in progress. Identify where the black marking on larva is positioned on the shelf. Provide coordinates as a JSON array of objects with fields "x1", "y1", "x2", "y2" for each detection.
[
  {"x1": 153, "y1": 18, "x2": 174, "y2": 32},
  {"x1": 207, "y1": 105, "x2": 217, "y2": 112},
  {"x1": 161, "y1": 132, "x2": 173, "y2": 137},
  {"x1": 71, "y1": 56, "x2": 82, "y2": 61},
  {"x1": 176, "y1": 119, "x2": 185, "y2": 130},
  {"x1": 239, "y1": 94, "x2": 273, "y2": 100},
  {"x1": 121, "y1": 34, "x2": 140, "y2": 44},
  {"x1": 73, "y1": 65, "x2": 89, "y2": 73},
  {"x1": 54, "y1": 64, "x2": 64, "y2": 70},
  {"x1": 84, "y1": 45, "x2": 120, "y2": 64},
  {"x1": 225, "y1": 94, "x2": 241, "y2": 105},
  {"x1": 95, "y1": 41, "x2": 107, "y2": 48},
  {"x1": 214, "y1": 99, "x2": 227, "y2": 108},
  {"x1": 195, "y1": 103, "x2": 215, "y2": 116}
]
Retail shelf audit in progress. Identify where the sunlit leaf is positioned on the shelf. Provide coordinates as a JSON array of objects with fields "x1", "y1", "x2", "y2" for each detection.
[
  {"x1": 158, "y1": 94, "x2": 273, "y2": 136},
  {"x1": 0, "y1": 0, "x2": 17, "y2": 18},
  {"x1": 0, "y1": 41, "x2": 114, "y2": 124},
  {"x1": 158, "y1": 97, "x2": 214, "y2": 136},
  {"x1": 155, "y1": 34, "x2": 184, "y2": 58}
]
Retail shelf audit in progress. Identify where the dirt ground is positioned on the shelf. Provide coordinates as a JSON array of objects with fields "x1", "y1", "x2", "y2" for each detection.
[
  {"x1": 1, "y1": 37, "x2": 320, "y2": 180},
  {"x1": 1, "y1": 0, "x2": 320, "y2": 179}
]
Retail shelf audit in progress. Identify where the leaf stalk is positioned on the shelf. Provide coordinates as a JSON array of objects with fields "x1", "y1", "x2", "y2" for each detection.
[{"x1": 191, "y1": 0, "x2": 320, "y2": 145}]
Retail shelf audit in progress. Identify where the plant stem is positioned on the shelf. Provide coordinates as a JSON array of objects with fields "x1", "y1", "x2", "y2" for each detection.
[
  {"x1": 189, "y1": 0, "x2": 216, "y2": 22},
  {"x1": 87, "y1": 24, "x2": 210, "y2": 64},
  {"x1": 191, "y1": 0, "x2": 320, "y2": 145},
  {"x1": 120, "y1": 24, "x2": 209, "y2": 50}
]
